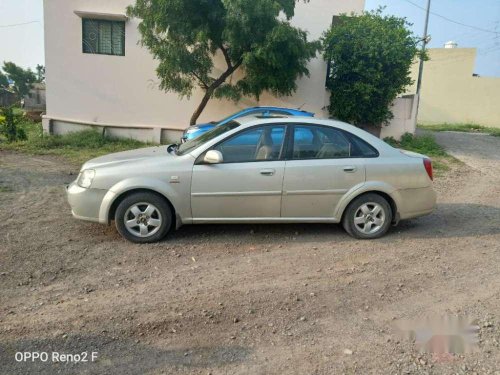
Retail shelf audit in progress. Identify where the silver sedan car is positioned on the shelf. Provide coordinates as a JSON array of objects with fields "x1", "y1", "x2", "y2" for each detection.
[{"x1": 67, "y1": 116, "x2": 436, "y2": 243}]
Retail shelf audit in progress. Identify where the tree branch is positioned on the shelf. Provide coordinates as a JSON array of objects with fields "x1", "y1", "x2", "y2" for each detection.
[
  {"x1": 219, "y1": 45, "x2": 233, "y2": 70},
  {"x1": 210, "y1": 58, "x2": 243, "y2": 91},
  {"x1": 192, "y1": 72, "x2": 209, "y2": 89},
  {"x1": 189, "y1": 58, "x2": 243, "y2": 125}
]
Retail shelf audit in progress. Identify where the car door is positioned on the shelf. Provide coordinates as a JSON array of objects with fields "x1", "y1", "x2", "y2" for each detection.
[
  {"x1": 191, "y1": 124, "x2": 287, "y2": 220},
  {"x1": 281, "y1": 124, "x2": 367, "y2": 218}
]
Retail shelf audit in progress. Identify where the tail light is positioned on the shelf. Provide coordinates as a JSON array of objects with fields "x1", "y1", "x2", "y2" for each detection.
[{"x1": 423, "y1": 158, "x2": 433, "y2": 181}]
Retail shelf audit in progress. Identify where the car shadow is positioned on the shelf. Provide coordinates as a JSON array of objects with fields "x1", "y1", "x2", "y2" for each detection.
[
  {"x1": 388, "y1": 203, "x2": 500, "y2": 239},
  {"x1": 166, "y1": 202, "x2": 500, "y2": 243},
  {"x1": 167, "y1": 222, "x2": 347, "y2": 245}
]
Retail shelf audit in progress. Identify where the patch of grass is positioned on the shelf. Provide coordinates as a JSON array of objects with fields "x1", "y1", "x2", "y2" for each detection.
[
  {"x1": 384, "y1": 133, "x2": 459, "y2": 175},
  {"x1": 0, "y1": 185, "x2": 13, "y2": 193},
  {"x1": 418, "y1": 123, "x2": 500, "y2": 137},
  {"x1": 12, "y1": 107, "x2": 24, "y2": 116},
  {"x1": 0, "y1": 121, "x2": 152, "y2": 165}
]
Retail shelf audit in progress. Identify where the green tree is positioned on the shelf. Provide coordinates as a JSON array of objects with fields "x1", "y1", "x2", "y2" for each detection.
[
  {"x1": 127, "y1": 0, "x2": 318, "y2": 125},
  {"x1": 2, "y1": 62, "x2": 37, "y2": 99},
  {"x1": 322, "y1": 8, "x2": 421, "y2": 134},
  {"x1": 36, "y1": 64, "x2": 46, "y2": 83},
  {"x1": 0, "y1": 107, "x2": 27, "y2": 142},
  {"x1": 0, "y1": 70, "x2": 8, "y2": 89}
]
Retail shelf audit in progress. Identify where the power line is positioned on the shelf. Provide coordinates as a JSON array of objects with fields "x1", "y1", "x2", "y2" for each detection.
[
  {"x1": 402, "y1": 0, "x2": 500, "y2": 35},
  {"x1": 0, "y1": 20, "x2": 40, "y2": 28}
]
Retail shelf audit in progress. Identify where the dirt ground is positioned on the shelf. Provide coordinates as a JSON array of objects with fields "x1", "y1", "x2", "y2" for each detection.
[{"x1": 1, "y1": 132, "x2": 499, "y2": 374}]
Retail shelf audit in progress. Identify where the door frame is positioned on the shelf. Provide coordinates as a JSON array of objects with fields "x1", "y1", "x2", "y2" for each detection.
[{"x1": 193, "y1": 123, "x2": 292, "y2": 165}]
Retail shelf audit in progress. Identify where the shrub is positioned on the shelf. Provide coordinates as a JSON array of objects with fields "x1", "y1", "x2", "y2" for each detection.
[
  {"x1": 384, "y1": 132, "x2": 447, "y2": 157},
  {"x1": 322, "y1": 8, "x2": 421, "y2": 133},
  {"x1": 0, "y1": 107, "x2": 27, "y2": 142}
]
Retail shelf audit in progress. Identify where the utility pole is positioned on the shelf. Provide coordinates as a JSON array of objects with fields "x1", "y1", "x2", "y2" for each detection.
[{"x1": 416, "y1": 0, "x2": 431, "y2": 98}]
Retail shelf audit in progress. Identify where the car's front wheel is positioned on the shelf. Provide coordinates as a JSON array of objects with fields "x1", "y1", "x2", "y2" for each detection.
[
  {"x1": 342, "y1": 193, "x2": 392, "y2": 239},
  {"x1": 115, "y1": 192, "x2": 172, "y2": 243}
]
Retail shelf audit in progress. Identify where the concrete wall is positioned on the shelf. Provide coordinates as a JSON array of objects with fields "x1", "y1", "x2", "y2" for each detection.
[
  {"x1": 43, "y1": 0, "x2": 365, "y2": 140},
  {"x1": 407, "y1": 48, "x2": 500, "y2": 128},
  {"x1": 24, "y1": 83, "x2": 46, "y2": 112},
  {"x1": 380, "y1": 95, "x2": 418, "y2": 140}
]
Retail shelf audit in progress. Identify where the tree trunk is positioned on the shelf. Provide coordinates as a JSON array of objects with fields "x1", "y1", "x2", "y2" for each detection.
[
  {"x1": 190, "y1": 89, "x2": 212, "y2": 126},
  {"x1": 189, "y1": 57, "x2": 243, "y2": 126}
]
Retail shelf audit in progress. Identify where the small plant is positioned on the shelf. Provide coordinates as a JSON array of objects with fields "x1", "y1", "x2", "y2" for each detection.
[
  {"x1": 418, "y1": 123, "x2": 500, "y2": 137},
  {"x1": 383, "y1": 132, "x2": 458, "y2": 175},
  {"x1": 384, "y1": 132, "x2": 447, "y2": 157},
  {"x1": 0, "y1": 107, "x2": 27, "y2": 142},
  {"x1": 0, "y1": 122, "x2": 152, "y2": 164}
]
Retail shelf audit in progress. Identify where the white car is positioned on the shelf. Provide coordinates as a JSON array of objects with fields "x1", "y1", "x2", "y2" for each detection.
[{"x1": 67, "y1": 116, "x2": 436, "y2": 243}]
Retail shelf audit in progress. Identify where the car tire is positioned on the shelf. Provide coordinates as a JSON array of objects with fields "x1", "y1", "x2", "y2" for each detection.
[
  {"x1": 115, "y1": 192, "x2": 172, "y2": 243},
  {"x1": 342, "y1": 193, "x2": 393, "y2": 240}
]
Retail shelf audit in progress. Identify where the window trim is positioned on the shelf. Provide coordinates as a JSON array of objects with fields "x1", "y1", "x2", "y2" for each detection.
[
  {"x1": 195, "y1": 122, "x2": 380, "y2": 164},
  {"x1": 82, "y1": 18, "x2": 126, "y2": 57},
  {"x1": 195, "y1": 124, "x2": 291, "y2": 165},
  {"x1": 285, "y1": 124, "x2": 380, "y2": 161}
]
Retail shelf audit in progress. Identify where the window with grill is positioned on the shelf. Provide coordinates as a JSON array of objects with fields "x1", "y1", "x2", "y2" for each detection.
[{"x1": 82, "y1": 19, "x2": 125, "y2": 56}]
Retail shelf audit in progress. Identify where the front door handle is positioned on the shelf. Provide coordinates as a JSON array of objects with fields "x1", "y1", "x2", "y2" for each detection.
[
  {"x1": 260, "y1": 169, "x2": 275, "y2": 176},
  {"x1": 343, "y1": 166, "x2": 357, "y2": 173}
]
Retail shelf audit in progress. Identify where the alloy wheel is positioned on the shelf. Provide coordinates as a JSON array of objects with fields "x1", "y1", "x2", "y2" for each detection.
[
  {"x1": 353, "y1": 202, "x2": 386, "y2": 235},
  {"x1": 124, "y1": 202, "x2": 163, "y2": 238}
]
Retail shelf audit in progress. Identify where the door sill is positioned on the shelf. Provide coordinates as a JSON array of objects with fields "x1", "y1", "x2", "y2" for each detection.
[{"x1": 191, "y1": 217, "x2": 339, "y2": 224}]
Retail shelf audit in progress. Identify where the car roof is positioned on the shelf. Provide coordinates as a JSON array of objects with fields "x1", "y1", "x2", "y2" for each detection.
[
  {"x1": 234, "y1": 114, "x2": 295, "y2": 124},
  {"x1": 239, "y1": 106, "x2": 314, "y2": 115}
]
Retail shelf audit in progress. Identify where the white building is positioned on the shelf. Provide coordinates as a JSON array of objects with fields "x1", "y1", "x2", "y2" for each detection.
[{"x1": 42, "y1": 0, "x2": 365, "y2": 143}]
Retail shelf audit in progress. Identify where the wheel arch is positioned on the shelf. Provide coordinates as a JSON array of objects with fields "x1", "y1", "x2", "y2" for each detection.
[
  {"x1": 337, "y1": 186, "x2": 400, "y2": 224},
  {"x1": 107, "y1": 188, "x2": 176, "y2": 225}
]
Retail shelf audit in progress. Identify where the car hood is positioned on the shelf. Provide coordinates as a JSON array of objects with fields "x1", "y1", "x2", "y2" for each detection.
[{"x1": 81, "y1": 145, "x2": 172, "y2": 170}]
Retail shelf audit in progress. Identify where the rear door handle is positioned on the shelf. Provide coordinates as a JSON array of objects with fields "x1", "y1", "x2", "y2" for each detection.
[
  {"x1": 260, "y1": 169, "x2": 275, "y2": 176},
  {"x1": 343, "y1": 166, "x2": 357, "y2": 173}
]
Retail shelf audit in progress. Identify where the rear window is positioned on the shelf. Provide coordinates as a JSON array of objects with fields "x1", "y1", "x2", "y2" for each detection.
[{"x1": 347, "y1": 133, "x2": 379, "y2": 157}]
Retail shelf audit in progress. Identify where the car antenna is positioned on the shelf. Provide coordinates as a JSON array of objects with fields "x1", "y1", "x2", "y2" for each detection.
[{"x1": 297, "y1": 103, "x2": 306, "y2": 110}]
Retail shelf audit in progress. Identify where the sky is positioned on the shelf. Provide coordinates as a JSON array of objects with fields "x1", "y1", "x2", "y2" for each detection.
[
  {"x1": 0, "y1": 0, "x2": 499, "y2": 76},
  {"x1": 366, "y1": 0, "x2": 500, "y2": 76}
]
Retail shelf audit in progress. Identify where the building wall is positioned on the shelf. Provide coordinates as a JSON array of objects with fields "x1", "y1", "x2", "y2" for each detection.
[
  {"x1": 24, "y1": 83, "x2": 46, "y2": 112},
  {"x1": 43, "y1": 0, "x2": 365, "y2": 142},
  {"x1": 407, "y1": 48, "x2": 500, "y2": 128},
  {"x1": 380, "y1": 95, "x2": 418, "y2": 140},
  {"x1": 0, "y1": 89, "x2": 17, "y2": 107}
]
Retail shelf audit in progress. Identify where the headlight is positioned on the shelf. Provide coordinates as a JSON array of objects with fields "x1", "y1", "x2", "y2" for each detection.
[{"x1": 77, "y1": 169, "x2": 95, "y2": 188}]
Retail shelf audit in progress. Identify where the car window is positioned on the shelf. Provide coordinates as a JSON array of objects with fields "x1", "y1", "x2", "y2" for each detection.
[
  {"x1": 348, "y1": 134, "x2": 379, "y2": 157},
  {"x1": 177, "y1": 121, "x2": 240, "y2": 155},
  {"x1": 214, "y1": 125, "x2": 286, "y2": 163},
  {"x1": 292, "y1": 125, "x2": 352, "y2": 159}
]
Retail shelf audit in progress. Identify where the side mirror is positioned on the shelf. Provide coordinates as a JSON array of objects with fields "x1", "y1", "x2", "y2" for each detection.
[{"x1": 203, "y1": 150, "x2": 223, "y2": 164}]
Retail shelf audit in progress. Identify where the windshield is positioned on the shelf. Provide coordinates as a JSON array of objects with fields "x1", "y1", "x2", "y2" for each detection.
[{"x1": 176, "y1": 121, "x2": 241, "y2": 155}]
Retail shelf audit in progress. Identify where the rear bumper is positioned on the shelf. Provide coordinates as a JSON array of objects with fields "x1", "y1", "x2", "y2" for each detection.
[
  {"x1": 397, "y1": 185, "x2": 437, "y2": 220},
  {"x1": 66, "y1": 182, "x2": 108, "y2": 224}
]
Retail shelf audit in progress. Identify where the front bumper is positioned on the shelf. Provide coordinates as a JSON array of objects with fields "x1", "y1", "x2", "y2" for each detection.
[{"x1": 66, "y1": 182, "x2": 108, "y2": 223}]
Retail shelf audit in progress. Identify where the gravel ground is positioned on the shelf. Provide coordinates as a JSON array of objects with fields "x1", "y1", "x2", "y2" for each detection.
[{"x1": 0, "y1": 132, "x2": 499, "y2": 374}]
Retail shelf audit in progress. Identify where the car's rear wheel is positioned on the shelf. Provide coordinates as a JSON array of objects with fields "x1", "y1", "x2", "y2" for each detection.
[
  {"x1": 342, "y1": 193, "x2": 392, "y2": 239},
  {"x1": 115, "y1": 192, "x2": 172, "y2": 243}
]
